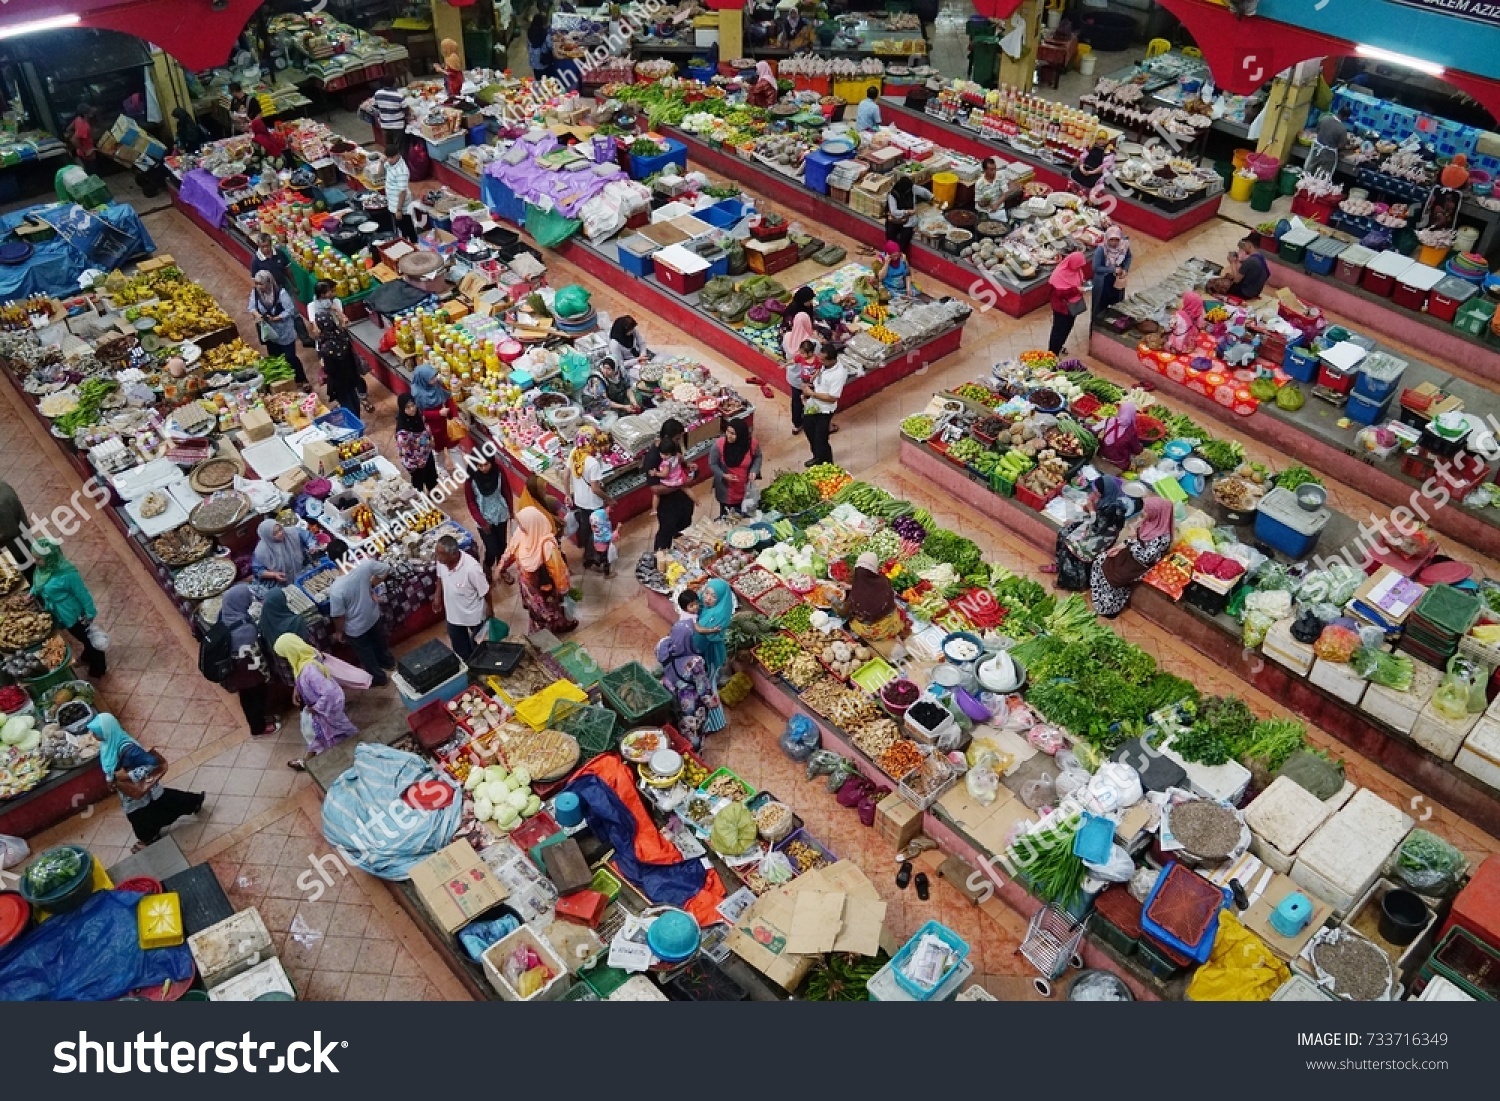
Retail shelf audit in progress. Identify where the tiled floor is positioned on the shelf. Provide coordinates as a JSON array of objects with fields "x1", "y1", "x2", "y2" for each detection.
[{"x1": 7, "y1": 96, "x2": 1500, "y2": 1000}]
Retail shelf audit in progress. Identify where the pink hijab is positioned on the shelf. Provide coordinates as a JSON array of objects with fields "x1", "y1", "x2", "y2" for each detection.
[
  {"x1": 782, "y1": 310, "x2": 815, "y2": 360},
  {"x1": 1179, "y1": 291, "x2": 1205, "y2": 325},
  {"x1": 756, "y1": 61, "x2": 775, "y2": 85},
  {"x1": 1136, "y1": 497, "x2": 1174, "y2": 543},
  {"x1": 1049, "y1": 251, "x2": 1088, "y2": 293}
]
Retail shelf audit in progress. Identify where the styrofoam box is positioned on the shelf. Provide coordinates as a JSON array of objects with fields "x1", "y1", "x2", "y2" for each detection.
[
  {"x1": 867, "y1": 957, "x2": 975, "y2": 1001},
  {"x1": 1291, "y1": 790, "x2": 1415, "y2": 916},
  {"x1": 208, "y1": 957, "x2": 295, "y2": 1001},
  {"x1": 1416, "y1": 975, "x2": 1475, "y2": 1002},
  {"x1": 956, "y1": 983, "x2": 998, "y2": 1001},
  {"x1": 1169, "y1": 748, "x2": 1252, "y2": 805},
  {"x1": 609, "y1": 974, "x2": 669, "y2": 1001},
  {"x1": 1410, "y1": 699, "x2": 1480, "y2": 762},
  {"x1": 1263, "y1": 618, "x2": 1315, "y2": 676},
  {"x1": 482, "y1": 925, "x2": 571, "y2": 1001},
  {"x1": 1309, "y1": 657, "x2": 1369, "y2": 706},
  {"x1": 188, "y1": 907, "x2": 273, "y2": 989},
  {"x1": 1455, "y1": 715, "x2": 1500, "y2": 789},
  {"x1": 1361, "y1": 661, "x2": 1442, "y2": 735},
  {"x1": 1247, "y1": 776, "x2": 1336, "y2": 873},
  {"x1": 1485, "y1": 689, "x2": 1500, "y2": 720},
  {"x1": 1271, "y1": 973, "x2": 1337, "y2": 1001}
]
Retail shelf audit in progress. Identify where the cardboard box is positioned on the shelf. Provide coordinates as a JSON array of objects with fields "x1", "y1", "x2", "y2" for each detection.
[
  {"x1": 410, "y1": 840, "x2": 508, "y2": 934},
  {"x1": 275, "y1": 467, "x2": 310, "y2": 495},
  {"x1": 876, "y1": 791, "x2": 923, "y2": 849},
  {"x1": 241, "y1": 407, "x2": 274, "y2": 441},
  {"x1": 188, "y1": 908, "x2": 273, "y2": 988},
  {"x1": 269, "y1": 378, "x2": 300, "y2": 395},
  {"x1": 301, "y1": 438, "x2": 340, "y2": 476}
]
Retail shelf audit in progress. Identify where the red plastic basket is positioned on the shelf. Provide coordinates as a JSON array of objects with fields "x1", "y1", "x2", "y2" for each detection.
[
  {"x1": 1014, "y1": 481, "x2": 1060, "y2": 512},
  {"x1": 1144, "y1": 863, "x2": 1224, "y2": 948},
  {"x1": 1093, "y1": 885, "x2": 1144, "y2": 939},
  {"x1": 407, "y1": 698, "x2": 459, "y2": 750}
]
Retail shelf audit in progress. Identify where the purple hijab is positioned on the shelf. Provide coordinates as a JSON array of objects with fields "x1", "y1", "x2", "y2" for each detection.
[
  {"x1": 656, "y1": 619, "x2": 701, "y2": 688},
  {"x1": 1098, "y1": 402, "x2": 1142, "y2": 467}
]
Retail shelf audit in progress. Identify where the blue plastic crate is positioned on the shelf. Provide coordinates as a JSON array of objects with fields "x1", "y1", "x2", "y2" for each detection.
[
  {"x1": 699, "y1": 198, "x2": 746, "y2": 229},
  {"x1": 293, "y1": 557, "x2": 337, "y2": 609},
  {"x1": 1345, "y1": 388, "x2": 1392, "y2": 426},
  {"x1": 1354, "y1": 354, "x2": 1406, "y2": 401},
  {"x1": 1253, "y1": 487, "x2": 1329, "y2": 559},
  {"x1": 1139, "y1": 863, "x2": 1227, "y2": 964},
  {"x1": 1304, "y1": 248, "x2": 1338, "y2": 276},
  {"x1": 1282, "y1": 344, "x2": 1320, "y2": 382},
  {"x1": 686, "y1": 63, "x2": 717, "y2": 82},
  {"x1": 616, "y1": 237, "x2": 657, "y2": 278},
  {"x1": 427, "y1": 133, "x2": 466, "y2": 165},
  {"x1": 704, "y1": 251, "x2": 729, "y2": 280},
  {"x1": 316, "y1": 407, "x2": 366, "y2": 436},
  {"x1": 803, "y1": 148, "x2": 849, "y2": 195},
  {"x1": 629, "y1": 139, "x2": 688, "y2": 181},
  {"x1": 890, "y1": 920, "x2": 971, "y2": 999}
]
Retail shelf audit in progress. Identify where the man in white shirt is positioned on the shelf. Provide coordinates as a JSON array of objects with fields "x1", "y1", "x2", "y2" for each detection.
[
  {"x1": 383, "y1": 141, "x2": 413, "y2": 240},
  {"x1": 372, "y1": 84, "x2": 408, "y2": 145},
  {"x1": 432, "y1": 535, "x2": 489, "y2": 661},
  {"x1": 802, "y1": 342, "x2": 847, "y2": 468},
  {"x1": 569, "y1": 447, "x2": 609, "y2": 572}
]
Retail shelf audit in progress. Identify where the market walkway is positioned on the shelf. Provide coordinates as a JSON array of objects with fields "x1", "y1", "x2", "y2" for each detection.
[{"x1": 8, "y1": 170, "x2": 1500, "y2": 999}]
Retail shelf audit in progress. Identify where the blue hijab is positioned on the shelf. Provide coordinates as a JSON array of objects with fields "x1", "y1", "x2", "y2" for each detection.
[
  {"x1": 88, "y1": 713, "x2": 139, "y2": 778},
  {"x1": 411, "y1": 364, "x2": 448, "y2": 411},
  {"x1": 696, "y1": 578, "x2": 735, "y2": 670}
]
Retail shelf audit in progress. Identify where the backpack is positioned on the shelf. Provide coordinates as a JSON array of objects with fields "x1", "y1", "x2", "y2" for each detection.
[{"x1": 198, "y1": 620, "x2": 235, "y2": 683}]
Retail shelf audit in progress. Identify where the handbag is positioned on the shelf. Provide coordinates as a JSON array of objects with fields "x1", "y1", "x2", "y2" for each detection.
[
  {"x1": 446, "y1": 419, "x2": 470, "y2": 443},
  {"x1": 116, "y1": 749, "x2": 168, "y2": 800},
  {"x1": 1066, "y1": 296, "x2": 1087, "y2": 317},
  {"x1": 318, "y1": 651, "x2": 374, "y2": 692}
]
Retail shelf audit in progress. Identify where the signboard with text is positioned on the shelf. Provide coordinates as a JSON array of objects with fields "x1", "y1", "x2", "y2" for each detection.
[{"x1": 1386, "y1": 0, "x2": 1500, "y2": 29}]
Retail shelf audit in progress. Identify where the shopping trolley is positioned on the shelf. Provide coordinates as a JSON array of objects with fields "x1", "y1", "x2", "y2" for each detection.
[{"x1": 1018, "y1": 904, "x2": 1087, "y2": 997}]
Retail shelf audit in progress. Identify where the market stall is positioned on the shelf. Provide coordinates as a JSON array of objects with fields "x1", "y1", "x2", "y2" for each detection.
[
  {"x1": 894, "y1": 355, "x2": 1500, "y2": 839},
  {"x1": 631, "y1": 16, "x2": 927, "y2": 64},
  {"x1": 1088, "y1": 260, "x2": 1500, "y2": 560}
]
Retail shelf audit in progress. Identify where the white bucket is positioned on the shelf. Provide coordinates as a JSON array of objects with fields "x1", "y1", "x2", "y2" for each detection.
[{"x1": 1080, "y1": 53, "x2": 1097, "y2": 76}]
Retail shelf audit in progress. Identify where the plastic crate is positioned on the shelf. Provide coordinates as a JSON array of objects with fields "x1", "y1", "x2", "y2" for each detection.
[
  {"x1": 406, "y1": 698, "x2": 458, "y2": 750},
  {"x1": 699, "y1": 198, "x2": 746, "y2": 229},
  {"x1": 1140, "y1": 862, "x2": 1227, "y2": 963},
  {"x1": 548, "y1": 697, "x2": 619, "y2": 759},
  {"x1": 514, "y1": 680, "x2": 589, "y2": 729},
  {"x1": 600, "y1": 661, "x2": 674, "y2": 724},
  {"x1": 1090, "y1": 885, "x2": 1144, "y2": 956},
  {"x1": 1283, "y1": 344, "x2": 1320, "y2": 382},
  {"x1": 890, "y1": 920, "x2": 971, "y2": 999},
  {"x1": 582, "y1": 962, "x2": 633, "y2": 998},
  {"x1": 550, "y1": 641, "x2": 604, "y2": 688},
  {"x1": 1136, "y1": 933, "x2": 1192, "y2": 979},
  {"x1": 1422, "y1": 927, "x2": 1500, "y2": 1000},
  {"x1": 666, "y1": 958, "x2": 748, "y2": 1000},
  {"x1": 315, "y1": 407, "x2": 366, "y2": 436},
  {"x1": 699, "y1": 765, "x2": 756, "y2": 802}
]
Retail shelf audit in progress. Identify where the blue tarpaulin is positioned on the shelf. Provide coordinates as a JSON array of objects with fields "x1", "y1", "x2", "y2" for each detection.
[
  {"x1": 0, "y1": 889, "x2": 193, "y2": 1001},
  {"x1": 321, "y1": 743, "x2": 462, "y2": 880},
  {"x1": 0, "y1": 201, "x2": 154, "y2": 301}
]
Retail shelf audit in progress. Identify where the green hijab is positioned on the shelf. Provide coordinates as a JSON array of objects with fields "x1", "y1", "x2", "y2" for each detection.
[
  {"x1": 31, "y1": 537, "x2": 77, "y2": 590},
  {"x1": 698, "y1": 578, "x2": 735, "y2": 633}
]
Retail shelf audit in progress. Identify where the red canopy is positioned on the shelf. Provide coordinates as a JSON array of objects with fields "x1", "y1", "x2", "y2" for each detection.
[
  {"x1": 1156, "y1": 0, "x2": 1500, "y2": 124},
  {"x1": 21, "y1": 0, "x2": 264, "y2": 72}
]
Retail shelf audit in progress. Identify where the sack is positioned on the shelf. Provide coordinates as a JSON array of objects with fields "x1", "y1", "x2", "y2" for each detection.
[
  {"x1": 1066, "y1": 296, "x2": 1087, "y2": 317},
  {"x1": 86, "y1": 622, "x2": 109, "y2": 651},
  {"x1": 779, "y1": 713, "x2": 820, "y2": 761},
  {"x1": 320, "y1": 651, "x2": 373, "y2": 692},
  {"x1": 0, "y1": 833, "x2": 28, "y2": 870},
  {"x1": 257, "y1": 318, "x2": 278, "y2": 345},
  {"x1": 197, "y1": 620, "x2": 235, "y2": 683}
]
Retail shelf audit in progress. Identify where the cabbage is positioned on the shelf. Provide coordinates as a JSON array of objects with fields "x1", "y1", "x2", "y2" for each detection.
[
  {"x1": 1, "y1": 715, "x2": 34, "y2": 745},
  {"x1": 465, "y1": 769, "x2": 487, "y2": 792},
  {"x1": 524, "y1": 794, "x2": 542, "y2": 817},
  {"x1": 483, "y1": 780, "x2": 509, "y2": 804},
  {"x1": 486, "y1": 765, "x2": 510, "y2": 783},
  {"x1": 494, "y1": 803, "x2": 520, "y2": 828},
  {"x1": 17, "y1": 730, "x2": 40, "y2": 753},
  {"x1": 506, "y1": 788, "x2": 529, "y2": 811},
  {"x1": 474, "y1": 795, "x2": 494, "y2": 822},
  {"x1": 511, "y1": 767, "x2": 532, "y2": 788}
]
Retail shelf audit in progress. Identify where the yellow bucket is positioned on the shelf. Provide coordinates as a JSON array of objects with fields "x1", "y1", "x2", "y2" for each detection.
[
  {"x1": 1418, "y1": 244, "x2": 1450, "y2": 268},
  {"x1": 1228, "y1": 172, "x2": 1255, "y2": 202},
  {"x1": 932, "y1": 171, "x2": 959, "y2": 206}
]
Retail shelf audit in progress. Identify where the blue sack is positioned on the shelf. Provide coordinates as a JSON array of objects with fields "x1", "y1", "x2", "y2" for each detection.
[{"x1": 779, "y1": 713, "x2": 820, "y2": 761}]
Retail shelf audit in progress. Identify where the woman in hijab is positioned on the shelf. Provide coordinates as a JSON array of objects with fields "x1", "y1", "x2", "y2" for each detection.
[
  {"x1": 782, "y1": 303, "x2": 818, "y2": 433},
  {"x1": 277, "y1": 634, "x2": 358, "y2": 770},
  {"x1": 30, "y1": 538, "x2": 106, "y2": 677},
  {"x1": 252, "y1": 518, "x2": 316, "y2": 592},
  {"x1": 644, "y1": 419, "x2": 695, "y2": 566},
  {"x1": 1096, "y1": 402, "x2": 1142, "y2": 469},
  {"x1": 171, "y1": 106, "x2": 206, "y2": 155},
  {"x1": 1047, "y1": 251, "x2": 1088, "y2": 356},
  {"x1": 1071, "y1": 130, "x2": 1111, "y2": 193},
  {"x1": 707, "y1": 419, "x2": 762, "y2": 517},
  {"x1": 1046, "y1": 476, "x2": 1132, "y2": 589},
  {"x1": 1166, "y1": 291, "x2": 1206, "y2": 355},
  {"x1": 410, "y1": 364, "x2": 457, "y2": 472},
  {"x1": 257, "y1": 586, "x2": 309, "y2": 686},
  {"x1": 310, "y1": 279, "x2": 363, "y2": 417},
  {"x1": 527, "y1": 13, "x2": 555, "y2": 83},
  {"x1": 465, "y1": 454, "x2": 513, "y2": 581},
  {"x1": 608, "y1": 315, "x2": 648, "y2": 367},
  {"x1": 657, "y1": 619, "x2": 724, "y2": 748},
  {"x1": 518, "y1": 473, "x2": 566, "y2": 537},
  {"x1": 396, "y1": 393, "x2": 438, "y2": 492},
  {"x1": 691, "y1": 577, "x2": 735, "y2": 687},
  {"x1": 217, "y1": 583, "x2": 279, "y2": 737},
  {"x1": 884, "y1": 175, "x2": 931, "y2": 253},
  {"x1": 581, "y1": 356, "x2": 640, "y2": 417},
  {"x1": 249, "y1": 269, "x2": 305, "y2": 383},
  {"x1": 1091, "y1": 497, "x2": 1174, "y2": 619},
  {"x1": 1092, "y1": 226, "x2": 1132, "y2": 314},
  {"x1": 91, "y1": 713, "x2": 205, "y2": 850},
  {"x1": 878, "y1": 239, "x2": 913, "y2": 296},
  {"x1": 499, "y1": 507, "x2": 576, "y2": 633},
  {"x1": 843, "y1": 551, "x2": 904, "y2": 640},
  {"x1": 747, "y1": 61, "x2": 779, "y2": 108}
]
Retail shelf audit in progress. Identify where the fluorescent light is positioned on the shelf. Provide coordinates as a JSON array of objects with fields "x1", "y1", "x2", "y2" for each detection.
[
  {"x1": 0, "y1": 14, "x2": 81, "y2": 39},
  {"x1": 1356, "y1": 44, "x2": 1445, "y2": 78}
]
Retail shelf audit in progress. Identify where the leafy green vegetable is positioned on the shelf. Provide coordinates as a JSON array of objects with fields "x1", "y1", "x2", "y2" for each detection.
[
  {"x1": 1243, "y1": 718, "x2": 1308, "y2": 772},
  {"x1": 760, "y1": 471, "x2": 821, "y2": 514},
  {"x1": 1273, "y1": 465, "x2": 1323, "y2": 491},
  {"x1": 1173, "y1": 696, "x2": 1257, "y2": 765},
  {"x1": 1008, "y1": 816, "x2": 1085, "y2": 909},
  {"x1": 1197, "y1": 438, "x2": 1244, "y2": 473}
]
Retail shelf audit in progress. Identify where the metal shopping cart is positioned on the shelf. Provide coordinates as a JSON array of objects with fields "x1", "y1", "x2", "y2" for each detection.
[{"x1": 1017, "y1": 904, "x2": 1087, "y2": 998}]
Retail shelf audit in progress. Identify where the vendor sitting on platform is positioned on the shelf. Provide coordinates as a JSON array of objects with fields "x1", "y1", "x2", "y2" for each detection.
[
  {"x1": 246, "y1": 99, "x2": 289, "y2": 168},
  {"x1": 1223, "y1": 237, "x2": 1270, "y2": 300},
  {"x1": 747, "y1": 62, "x2": 780, "y2": 108},
  {"x1": 582, "y1": 356, "x2": 641, "y2": 417},
  {"x1": 252, "y1": 518, "x2": 317, "y2": 593},
  {"x1": 856, "y1": 87, "x2": 883, "y2": 132},
  {"x1": 1165, "y1": 290, "x2": 1206, "y2": 355},
  {"x1": 843, "y1": 552, "x2": 905, "y2": 640},
  {"x1": 777, "y1": 2, "x2": 815, "y2": 49},
  {"x1": 974, "y1": 158, "x2": 1008, "y2": 221}
]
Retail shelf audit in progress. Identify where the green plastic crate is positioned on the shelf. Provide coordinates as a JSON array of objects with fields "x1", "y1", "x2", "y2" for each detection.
[
  {"x1": 1455, "y1": 298, "x2": 1495, "y2": 337},
  {"x1": 600, "y1": 662, "x2": 673, "y2": 725},
  {"x1": 1411, "y1": 585, "x2": 1483, "y2": 636},
  {"x1": 547, "y1": 697, "x2": 619, "y2": 759},
  {"x1": 551, "y1": 641, "x2": 604, "y2": 688},
  {"x1": 582, "y1": 963, "x2": 632, "y2": 999}
]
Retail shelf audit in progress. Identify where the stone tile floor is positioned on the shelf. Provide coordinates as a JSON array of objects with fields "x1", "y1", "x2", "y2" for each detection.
[{"x1": 6, "y1": 103, "x2": 1500, "y2": 1000}]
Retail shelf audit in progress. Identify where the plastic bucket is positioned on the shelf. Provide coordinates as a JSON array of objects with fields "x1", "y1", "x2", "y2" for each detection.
[
  {"x1": 1378, "y1": 889, "x2": 1429, "y2": 946},
  {"x1": 1233, "y1": 148, "x2": 1251, "y2": 170},
  {"x1": 1418, "y1": 244, "x2": 1451, "y2": 268},
  {"x1": 1229, "y1": 172, "x2": 1255, "y2": 202},
  {"x1": 1080, "y1": 53, "x2": 1097, "y2": 76},
  {"x1": 1279, "y1": 165, "x2": 1301, "y2": 196},
  {"x1": 931, "y1": 171, "x2": 959, "y2": 206},
  {"x1": 1249, "y1": 179, "x2": 1278, "y2": 212}
]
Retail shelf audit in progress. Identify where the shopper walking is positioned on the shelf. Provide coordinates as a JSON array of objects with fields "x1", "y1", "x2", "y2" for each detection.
[
  {"x1": 31, "y1": 538, "x2": 106, "y2": 677},
  {"x1": 707, "y1": 420, "x2": 762, "y2": 517},
  {"x1": 249, "y1": 270, "x2": 306, "y2": 383},
  {"x1": 310, "y1": 280, "x2": 365, "y2": 416},
  {"x1": 465, "y1": 454, "x2": 512, "y2": 581},
  {"x1": 499, "y1": 507, "x2": 577, "y2": 634},
  {"x1": 656, "y1": 619, "x2": 724, "y2": 748},
  {"x1": 802, "y1": 343, "x2": 846, "y2": 468},
  {"x1": 644, "y1": 419, "x2": 695, "y2": 565},
  {"x1": 1047, "y1": 251, "x2": 1088, "y2": 356},
  {"x1": 328, "y1": 558, "x2": 394, "y2": 687},
  {"x1": 411, "y1": 364, "x2": 458, "y2": 473},
  {"x1": 216, "y1": 584, "x2": 279, "y2": 737},
  {"x1": 91, "y1": 713, "x2": 206, "y2": 851},
  {"x1": 258, "y1": 585, "x2": 311, "y2": 689},
  {"x1": 396, "y1": 395, "x2": 439, "y2": 492},
  {"x1": 433, "y1": 535, "x2": 490, "y2": 660},
  {"x1": 382, "y1": 140, "x2": 414, "y2": 239},
  {"x1": 277, "y1": 635, "x2": 359, "y2": 771},
  {"x1": 568, "y1": 427, "x2": 611, "y2": 572}
]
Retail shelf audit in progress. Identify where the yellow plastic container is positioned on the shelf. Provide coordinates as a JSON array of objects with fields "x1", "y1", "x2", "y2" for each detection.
[
  {"x1": 832, "y1": 78, "x2": 882, "y2": 105},
  {"x1": 514, "y1": 680, "x2": 589, "y2": 729},
  {"x1": 1232, "y1": 148, "x2": 1252, "y2": 170},
  {"x1": 1229, "y1": 172, "x2": 1255, "y2": 202},
  {"x1": 138, "y1": 892, "x2": 185, "y2": 949},
  {"x1": 1418, "y1": 245, "x2": 1450, "y2": 267},
  {"x1": 931, "y1": 171, "x2": 959, "y2": 205}
]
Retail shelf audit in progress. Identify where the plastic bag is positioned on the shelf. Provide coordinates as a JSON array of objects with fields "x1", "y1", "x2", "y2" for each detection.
[
  {"x1": 1242, "y1": 610, "x2": 1275, "y2": 649},
  {"x1": 759, "y1": 849, "x2": 795, "y2": 885},
  {"x1": 1019, "y1": 775, "x2": 1055, "y2": 810},
  {"x1": 965, "y1": 752, "x2": 1002, "y2": 806},
  {"x1": 1083, "y1": 843, "x2": 1136, "y2": 883},
  {"x1": 1186, "y1": 912, "x2": 1290, "y2": 1002},
  {"x1": 459, "y1": 912, "x2": 521, "y2": 961},
  {"x1": 779, "y1": 713, "x2": 821, "y2": 761},
  {"x1": 0, "y1": 833, "x2": 27, "y2": 870},
  {"x1": 1027, "y1": 725, "x2": 1066, "y2": 755},
  {"x1": 1392, "y1": 829, "x2": 1468, "y2": 897},
  {"x1": 1245, "y1": 589, "x2": 1293, "y2": 621},
  {"x1": 1054, "y1": 766, "x2": 1090, "y2": 801},
  {"x1": 1313, "y1": 625, "x2": 1359, "y2": 662},
  {"x1": 1289, "y1": 610, "x2": 1324, "y2": 644},
  {"x1": 1084, "y1": 762, "x2": 1144, "y2": 815}
]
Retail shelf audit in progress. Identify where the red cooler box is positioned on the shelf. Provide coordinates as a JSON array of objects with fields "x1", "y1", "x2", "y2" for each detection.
[
  {"x1": 650, "y1": 243, "x2": 710, "y2": 296},
  {"x1": 1362, "y1": 250, "x2": 1416, "y2": 298},
  {"x1": 1430, "y1": 274, "x2": 1479, "y2": 324},
  {"x1": 1317, "y1": 340, "x2": 1367, "y2": 394},
  {"x1": 1440, "y1": 855, "x2": 1500, "y2": 951},
  {"x1": 1335, "y1": 243, "x2": 1375, "y2": 285},
  {"x1": 1393, "y1": 262, "x2": 1445, "y2": 312}
]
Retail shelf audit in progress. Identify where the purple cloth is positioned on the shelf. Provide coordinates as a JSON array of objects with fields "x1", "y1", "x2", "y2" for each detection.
[
  {"x1": 179, "y1": 169, "x2": 229, "y2": 228},
  {"x1": 483, "y1": 133, "x2": 625, "y2": 218},
  {"x1": 298, "y1": 663, "x2": 358, "y2": 752}
]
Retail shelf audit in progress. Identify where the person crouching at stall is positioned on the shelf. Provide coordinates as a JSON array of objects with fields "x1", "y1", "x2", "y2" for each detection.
[
  {"x1": 277, "y1": 634, "x2": 358, "y2": 772},
  {"x1": 843, "y1": 552, "x2": 905, "y2": 640},
  {"x1": 1096, "y1": 402, "x2": 1143, "y2": 469},
  {"x1": 1165, "y1": 290, "x2": 1206, "y2": 355},
  {"x1": 252, "y1": 517, "x2": 316, "y2": 594},
  {"x1": 1045, "y1": 476, "x2": 1133, "y2": 589},
  {"x1": 1091, "y1": 497, "x2": 1174, "y2": 619},
  {"x1": 747, "y1": 61, "x2": 780, "y2": 108}
]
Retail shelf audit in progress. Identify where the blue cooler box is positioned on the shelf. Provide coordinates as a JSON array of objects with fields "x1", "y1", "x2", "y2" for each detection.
[
  {"x1": 1283, "y1": 344, "x2": 1320, "y2": 382},
  {"x1": 1304, "y1": 235, "x2": 1348, "y2": 277},
  {"x1": 1353, "y1": 351, "x2": 1407, "y2": 401},
  {"x1": 803, "y1": 148, "x2": 851, "y2": 195},
  {"x1": 1253, "y1": 486, "x2": 1331, "y2": 558},
  {"x1": 1345, "y1": 389, "x2": 1392, "y2": 426},
  {"x1": 616, "y1": 234, "x2": 658, "y2": 278}
]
